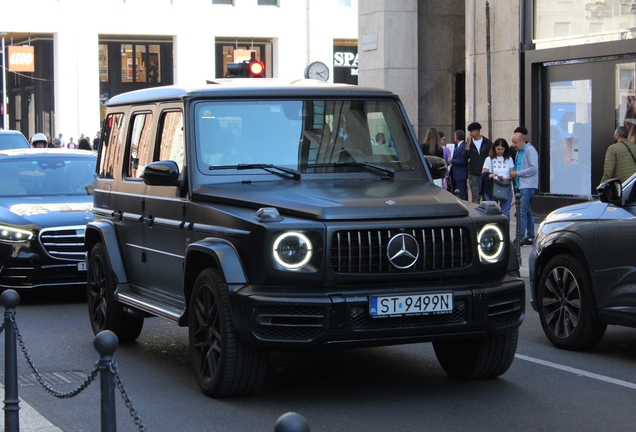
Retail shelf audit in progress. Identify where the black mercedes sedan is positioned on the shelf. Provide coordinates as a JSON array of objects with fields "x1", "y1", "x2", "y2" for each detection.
[
  {"x1": 0, "y1": 149, "x2": 96, "y2": 289},
  {"x1": 529, "y1": 173, "x2": 636, "y2": 350}
]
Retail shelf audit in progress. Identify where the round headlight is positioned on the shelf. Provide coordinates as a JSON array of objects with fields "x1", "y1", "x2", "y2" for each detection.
[
  {"x1": 477, "y1": 224, "x2": 504, "y2": 263},
  {"x1": 273, "y1": 232, "x2": 313, "y2": 269}
]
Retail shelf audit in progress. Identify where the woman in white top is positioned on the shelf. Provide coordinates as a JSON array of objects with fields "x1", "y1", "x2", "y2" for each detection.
[{"x1": 482, "y1": 138, "x2": 515, "y2": 219}]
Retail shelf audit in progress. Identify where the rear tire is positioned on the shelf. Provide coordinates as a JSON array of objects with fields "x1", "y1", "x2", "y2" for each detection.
[
  {"x1": 188, "y1": 268, "x2": 268, "y2": 397},
  {"x1": 433, "y1": 330, "x2": 518, "y2": 379},
  {"x1": 87, "y1": 242, "x2": 143, "y2": 343}
]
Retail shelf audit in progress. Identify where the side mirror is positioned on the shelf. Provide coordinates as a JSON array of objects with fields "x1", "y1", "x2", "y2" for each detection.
[
  {"x1": 142, "y1": 160, "x2": 181, "y2": 186},
  {"x1": 597, "y1": 178, "x2": 622, "y2": 204},
  {"x1": 425, "y1": 155, "x2": 448, "y2": 180}
]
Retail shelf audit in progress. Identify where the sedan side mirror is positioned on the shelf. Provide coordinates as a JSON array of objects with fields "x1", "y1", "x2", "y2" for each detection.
[{"x1": 597, "y1": 178, "x2": 623, "y2": 204}]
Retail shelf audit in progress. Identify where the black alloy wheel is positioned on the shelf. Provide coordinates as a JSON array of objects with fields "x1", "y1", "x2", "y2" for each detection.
[
  {"x1": 87, "y1": 242, "x2": 143, "y2": 342},
  {"x1": 538, "y1": 254, "x2": 606, "y2": 350},
  {"x1": 188, "y1": 268, "x2": 268, "y2": 398}
]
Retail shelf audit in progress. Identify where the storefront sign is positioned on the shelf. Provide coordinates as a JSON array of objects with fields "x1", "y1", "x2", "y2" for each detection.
[{"x1": 8, "y1": 46, "x2": 35, "y2": 72}]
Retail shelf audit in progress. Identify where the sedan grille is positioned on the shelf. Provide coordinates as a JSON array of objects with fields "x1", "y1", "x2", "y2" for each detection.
[
  {"x1": 39, "y1": 226, "x2": 86, "y2": 261},
  {"x1": 330, "y1": 227, "x2": 472, "y2": 273}
]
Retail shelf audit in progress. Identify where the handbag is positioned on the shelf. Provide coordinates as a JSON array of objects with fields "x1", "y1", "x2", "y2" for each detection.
[{"x1": 492, "y1": 179, "x2": 511, "y2": 200}]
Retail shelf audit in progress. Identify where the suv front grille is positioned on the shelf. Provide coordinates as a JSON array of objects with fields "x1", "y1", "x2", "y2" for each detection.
[
  {"x1": 39, "y1": 226, "x2": 86, "y2": 261},
  {"x1": 330, "y1": 227, "x2": 472, "y2": 273}
]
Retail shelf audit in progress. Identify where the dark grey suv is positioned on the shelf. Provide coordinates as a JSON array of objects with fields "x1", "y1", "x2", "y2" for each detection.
[
  {"x1": 529, "y1": 174, "x2": 636, "y2": 350},
  {"x1": 86, "y1": 80, "x2": 524, "y2": 397}
]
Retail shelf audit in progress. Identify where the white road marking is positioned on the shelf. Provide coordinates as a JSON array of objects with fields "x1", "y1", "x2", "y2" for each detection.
[{"x1": 516, "y1": 354, "x2": 636, "y2": 390}]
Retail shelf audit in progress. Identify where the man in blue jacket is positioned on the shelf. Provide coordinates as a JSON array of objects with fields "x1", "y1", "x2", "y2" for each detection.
[
  {"x1": 450, "y1": 130, "x2": 468, "y2": 200},
  {"x1": 510, "y1": 127, "x2": 539, "y2": 245}
]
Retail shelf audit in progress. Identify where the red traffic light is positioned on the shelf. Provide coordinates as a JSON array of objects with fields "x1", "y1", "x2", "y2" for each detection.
[{"x1": 247, "y1": 60, "x2": 264, "y2": 78}]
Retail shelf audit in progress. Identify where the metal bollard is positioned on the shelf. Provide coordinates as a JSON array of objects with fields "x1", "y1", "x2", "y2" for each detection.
[
  {"x1": 94, "y1": 331, "x2": 119, "y2": 432},
  {"x1": 2, "y1": 289, "x2": 20, "y2": 432},
  {"x1": 274, "y1": 412, "x2": 310, "y2": 432}
]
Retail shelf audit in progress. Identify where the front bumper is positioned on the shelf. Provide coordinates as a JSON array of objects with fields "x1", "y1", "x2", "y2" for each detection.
[{"x1": 230, "y1": 275, "x2": 525, "y2": 349}]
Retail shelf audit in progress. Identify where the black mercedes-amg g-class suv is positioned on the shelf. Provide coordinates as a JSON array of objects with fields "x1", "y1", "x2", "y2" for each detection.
[{"x1": 86, "y1": 79, "x2": 524, "y2": 397}]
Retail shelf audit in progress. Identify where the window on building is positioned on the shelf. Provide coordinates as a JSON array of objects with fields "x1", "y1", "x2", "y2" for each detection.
[
  {"x1": 212, "y1": 0, "x2": 234, "y2": 4},
  {"x1": 126, "y1": 113, "x2": 154, "y2": 179},
  {"x1": 99, "y1": 44, "x2": 108, "y2": 83},
  {"x1": 338, "y1": 0, "x2": 352, "y2": 7},
  {"x1": 258, "y1": 0, "x2": 279, "y2": 6},
  {"x1": 157, "y1": 111, "x2": 185, "y2": 177},
  {"x1": 120, "y1": 44, "x2": 161, "y2": 84}
]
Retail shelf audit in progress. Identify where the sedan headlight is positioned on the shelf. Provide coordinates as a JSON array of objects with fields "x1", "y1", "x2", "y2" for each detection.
[
  {"x1": 0, "y1": 225, "x2": 34, "y2": 242},
  {"x1": 477, "y1": 224, "x2": 504, "y2": 264},
  {"x1": 273, "y1": 232, "x2": 312, "y2": 269}
]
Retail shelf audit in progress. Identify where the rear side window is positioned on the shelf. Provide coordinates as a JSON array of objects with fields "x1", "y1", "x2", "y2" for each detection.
[
  {"x1": 126, "y1": 112, "x2": 154, "y2": 179},
  {"x1": 98, "y1": 113, "x2": 125, "y2": 179},
  {"x1": 157, "y1": 111, "x2": 185, "y2": 178}
]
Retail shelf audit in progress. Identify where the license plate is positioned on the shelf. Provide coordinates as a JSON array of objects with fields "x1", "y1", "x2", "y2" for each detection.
[
  {"x1": 369, "y1": 293, "x2": 453, "y2": 318},
  {"x1": 78, "y1": 262, "x2": 87, "y2": 271}
]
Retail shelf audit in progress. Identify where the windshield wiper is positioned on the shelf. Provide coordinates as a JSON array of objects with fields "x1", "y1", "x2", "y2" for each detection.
[
  {"x1": 307, "y1": 162, "x2": 395, "y2": 178},
  {"x1": 209, "y1": 164, "x2": 301, "y2": 180}
]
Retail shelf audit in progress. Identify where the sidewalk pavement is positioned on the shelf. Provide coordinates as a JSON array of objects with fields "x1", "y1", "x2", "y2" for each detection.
[{"x1": 0, "y1": 384, "x2": 62, "y2": 431}]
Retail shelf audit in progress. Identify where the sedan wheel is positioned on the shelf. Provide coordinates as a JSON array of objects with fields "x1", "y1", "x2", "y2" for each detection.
[
  {"x1": 87, "y1": 242, "x2": 143, "y2": 342},
  {"x1": 188, "y1": 268, "x2": 268, "y2": 397},
  {"x1": 538, "y1": 254, "x2": 606, "y2": 350}
]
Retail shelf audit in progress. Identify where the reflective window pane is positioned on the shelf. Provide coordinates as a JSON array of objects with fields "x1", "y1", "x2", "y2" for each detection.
[{"x1": 548, "y1": 79, "x2": 592, "y2": 195}]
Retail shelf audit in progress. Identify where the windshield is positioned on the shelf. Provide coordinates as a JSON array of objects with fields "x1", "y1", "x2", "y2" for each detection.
[
  {"x1": 194, "y1": 99, "x2": 418, "y2": 175},
  {"x1": 0, "y1": 133, "x2": 30, "y2": 150},
  {"x1": 0, "y1": 156, "x2": 96, "y2": 197}
]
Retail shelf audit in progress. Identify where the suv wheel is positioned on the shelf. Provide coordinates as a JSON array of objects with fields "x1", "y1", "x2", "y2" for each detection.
[
  {"x1": 433, "y1": 330, "x2": 518, "y2": 379},
  {"x1": 188, "y1": 268, "x2": 268, "y2": 397},
  {"x1": 538, "y1": 254, "x2": 606, "y2": 350},
  {"x1": 87, "y1": 242, "x2": 144, "y2": 342}
]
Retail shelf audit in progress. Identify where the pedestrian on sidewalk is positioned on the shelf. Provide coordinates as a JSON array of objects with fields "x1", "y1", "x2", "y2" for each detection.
[
  {"x1": 510, "y1": 127, "x2": 538, "y2": 245},
  {"x1": 600, "y1": 125, "x2": 636, "y2": 184},
  {"x1": 463, "y1": 122, "x2": 493, "y2": 203},
  {"x1": 451, "y1": 130, "x2": 468, "y2": 200}
]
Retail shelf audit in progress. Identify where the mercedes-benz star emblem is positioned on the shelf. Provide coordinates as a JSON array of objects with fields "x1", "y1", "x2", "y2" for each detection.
[{"x1": 386, "y1": 233, "x2": 420, "y2": 269}]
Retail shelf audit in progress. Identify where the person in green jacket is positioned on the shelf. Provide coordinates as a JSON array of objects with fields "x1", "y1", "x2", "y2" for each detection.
[{"x1": 600, "y1": 126, "x2": 636, "y2": 184}]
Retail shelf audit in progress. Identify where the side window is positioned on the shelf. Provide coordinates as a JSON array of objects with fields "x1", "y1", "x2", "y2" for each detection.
[
  {"x1": 126, "y1": 112, "x2": 154, "y2": 179},
  {"x1": 98, "y1": 113, "x2": 125, "y2": 179},
  {"x1": 157, "y1": 111, "x2": 185, "y2": 177}
]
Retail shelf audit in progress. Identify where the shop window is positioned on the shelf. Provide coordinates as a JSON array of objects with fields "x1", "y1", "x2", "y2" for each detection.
[
  {"x1": 99, "y1": 113, "x2": 125, "y2": 179},
  {"x1": 548, "y1": 79, "x2": 592, "y2": 195},
  {"x1": 120, "y1": 44, "x2": 161, "y2": 84},
  {"x1": 339, "y1": 0, "x2": 351, "y2": 6},
  {"x1": 616, "y1": 62, "x2": 636, "y2": 138},
  {"x1": 157, "y1": 111, "x2": 185, "y2": 177},
  {"x1": 99, "y1": 44, "x2": 108, "y2": 83},
  {"x1": 258, "y1": 0, "x2": 279, "y2": 5},
  {"x1": 126, "y1": 113, "x2": 154, "y2": 179}
]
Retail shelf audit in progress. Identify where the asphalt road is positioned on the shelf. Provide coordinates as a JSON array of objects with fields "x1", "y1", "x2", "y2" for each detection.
[{"x1": 1, "y1": 242, "x2": 636, "y2": 431}]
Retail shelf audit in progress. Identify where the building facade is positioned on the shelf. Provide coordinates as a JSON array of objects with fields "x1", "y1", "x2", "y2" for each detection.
[
  {"x1": 0, "y1": 0, "x2": 358, "y2": 143},
  {"x1": 360, "y1": 0, "x2": 636, "y2": 213}
]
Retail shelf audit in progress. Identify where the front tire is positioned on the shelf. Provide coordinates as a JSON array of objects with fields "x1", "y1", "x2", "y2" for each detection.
[
  {"x1": 433, "y1": 330, "x2": 518, "y2": 379},
  {"x1": 537, "y1": 254, "x2": 606, "y2": 350},
  {"x1": 87, "y1": 242, "x2": 143, "y2": 343},
  {"x1": 188, "y1": 268, "x2": 268, "y2": 397}
]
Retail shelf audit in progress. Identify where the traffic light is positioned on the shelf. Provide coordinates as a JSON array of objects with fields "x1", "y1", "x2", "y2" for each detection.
[{"x1": 226, "y1": 52, "x2": 265, "y2": 78}]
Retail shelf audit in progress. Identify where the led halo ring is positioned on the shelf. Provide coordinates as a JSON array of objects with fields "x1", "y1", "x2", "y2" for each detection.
[
  {"x1": 477, "y1": 224, "x2": 504, "y2": 263},
  {"x1": 273, "y1": 232, "x2": 313, "y2": 269}
]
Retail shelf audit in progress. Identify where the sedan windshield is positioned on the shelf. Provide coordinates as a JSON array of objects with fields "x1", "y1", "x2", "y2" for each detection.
[
  {"x1": 0, "y1": 156, "x2": 96, "y2": 196},
  {"x1": 194, "y1": 99, "x2": 418, "y2": 175}
]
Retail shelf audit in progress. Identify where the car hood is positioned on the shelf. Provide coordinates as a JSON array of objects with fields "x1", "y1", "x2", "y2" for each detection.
[
  {"x1": 0, "y1": 197, "x2": 94, "y2": 228},
  {"x1": 543, "y1": 200, "x2": 608, "y2": 223},
  {"x1": 193, "y1": 179, "x2": 470, "y2": 220}
]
